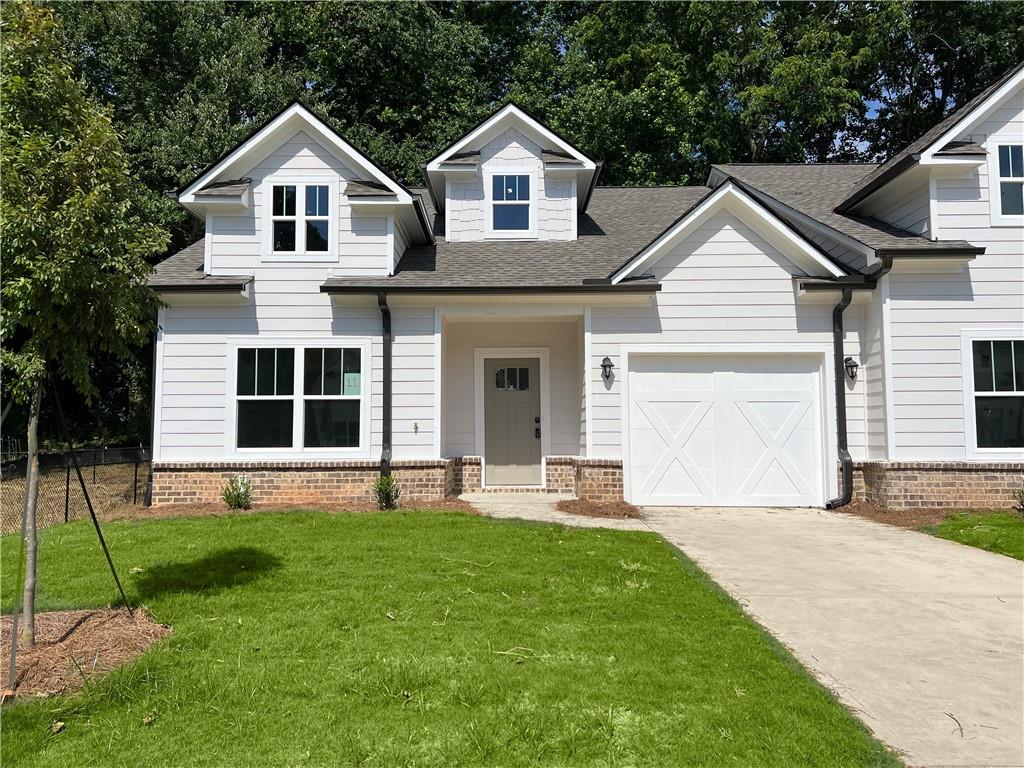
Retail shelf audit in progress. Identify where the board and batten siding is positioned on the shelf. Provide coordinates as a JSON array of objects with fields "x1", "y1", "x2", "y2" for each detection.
[
  {"x1": 207, "y1": 131, "x2": 392, "y2": 278},
  {"x1": 445, "y1": 127, "x2": 575, "y2": 242},
  {"x1": 588, "y1": 212, "x2": 868, "y2": 461},
  {"x1": 887, "y1": 86, "x2": 1024, "y2": 460},
  {"x1": 155, "y1": 294, "x2": 437, "y2": 462},
  {"x1": 441, "y1": 319, "x2": 584, "y2": 457}
]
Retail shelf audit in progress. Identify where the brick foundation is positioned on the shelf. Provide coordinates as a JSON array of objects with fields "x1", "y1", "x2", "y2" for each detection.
[
  {"x1": 152, "y1": 457, "x2": 1020, "y2": 510},
  {"x1": 853, "y1": 461, "x2": 1023, "y2": 510},
  {"x1": 151, "y1": 460, "x2": 449, "y2": 506}
]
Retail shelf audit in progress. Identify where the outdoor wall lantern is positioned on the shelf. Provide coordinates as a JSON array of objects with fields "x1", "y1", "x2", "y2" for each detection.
[
  {"x1": 844, "y1": 356, "x2": 859, "y2": 382},
  {"x1": 601, "y1": 356, "x2": 615, "y2": 381}
]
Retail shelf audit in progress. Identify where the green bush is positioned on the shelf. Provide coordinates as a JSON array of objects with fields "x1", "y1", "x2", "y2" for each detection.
[
  {"x1": 1014, "y1": 484, "x2": 1024, "y2": 516},
  {"x1": 222, "y1": 475, "x2": 252, "y2": 510},
  {"x1": 374, "y1": 474, "x2": 400, "y2": 510}
]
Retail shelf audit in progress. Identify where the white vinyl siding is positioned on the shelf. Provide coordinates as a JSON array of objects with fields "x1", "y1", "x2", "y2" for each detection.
[
  {"x1": 445, "y1": 128, "x2": 575, "y2": 242},
  {"x1": 155, "y1": 299, "x2": 437, "y2": 461},
  {"x1": 887, "y1": 85, "x2": 1024, "y2": 459},
  {"x1": 442, "y1": 319, "x2": 584, "y2": 457},
  {"x1": 859, "y1": 174, "x2": 931, "y2": 237},
  {"x1": 860, "y1": 285, "x2": 890, "y2": 459},
  {"x1": 588, "y1": 212, "x2": 866, "y2": 472},
  {"x1": 207, "y1": 131, "x2": 391, "y2": 277}
]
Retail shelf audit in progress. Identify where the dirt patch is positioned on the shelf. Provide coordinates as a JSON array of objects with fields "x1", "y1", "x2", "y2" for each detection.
[
  {"x1": 838, "y1": 500, "x2": 963, "y2": 529},
  {"x1": 1, "y1": 608, "x2": 171, "y2": 699},
  {"x1": 102, "y1": 497, "x2": 479, "y2": 523},
  {"x1": 556, "y1": 499, "x2": 643, "y2": 519}
]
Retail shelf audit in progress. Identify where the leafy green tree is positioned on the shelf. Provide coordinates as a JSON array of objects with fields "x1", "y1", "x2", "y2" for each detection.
[{"x1": 0, "y1": 1, "x2": 168, "y2": 645}]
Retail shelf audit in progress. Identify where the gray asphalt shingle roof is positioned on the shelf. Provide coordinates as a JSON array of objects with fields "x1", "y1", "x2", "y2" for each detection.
[
  {"x1": 322, "y1": 185, "x2": 711, "y2": 290},
  {"x1": 714, "y1": 164, "x2": 981, "y2": 254},
  {"x1": 149, "y1": 240, "x2": 251, "y2": 291}
]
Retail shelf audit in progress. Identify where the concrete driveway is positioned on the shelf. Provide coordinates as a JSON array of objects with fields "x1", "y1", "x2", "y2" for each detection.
[{"x1": 644, "y1": 507, "x2": 1024, "y2": 768}]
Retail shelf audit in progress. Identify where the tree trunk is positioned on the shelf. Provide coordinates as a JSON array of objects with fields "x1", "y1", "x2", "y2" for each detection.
[{"x1": 20, "y1": 380, "x2": 42, "y2": 648}]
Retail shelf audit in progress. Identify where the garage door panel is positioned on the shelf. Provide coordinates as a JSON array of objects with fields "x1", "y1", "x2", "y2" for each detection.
[{"x1": 627, "y1": 355, "x2": 824, "y2": 507}]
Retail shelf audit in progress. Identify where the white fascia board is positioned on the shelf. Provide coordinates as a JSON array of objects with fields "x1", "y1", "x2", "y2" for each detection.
[
  {"x1": 179, "y1": 103, "x2": 411, "y2": 204},
  {"x1": 426, "y1": 104, "x2": 596, "y2": 171},
  {"x1": 611, "y1": 182, "x2": 846, "y2": 284},
  {"x1": 918, "y1": 69, "x2": 1024, "y2": 164}
]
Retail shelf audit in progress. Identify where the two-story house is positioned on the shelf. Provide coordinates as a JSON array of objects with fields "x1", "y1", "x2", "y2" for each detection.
[{"x1": 148, "y1": 62, "x2": 1024, "y2": 509}]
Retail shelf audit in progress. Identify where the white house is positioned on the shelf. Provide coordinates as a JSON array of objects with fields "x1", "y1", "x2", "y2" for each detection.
[{"x1": 148, "y1": 62, "x2": 1024, "y2": 509}]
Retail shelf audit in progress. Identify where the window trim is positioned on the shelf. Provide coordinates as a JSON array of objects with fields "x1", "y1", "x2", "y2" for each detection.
[
  {"x1": 261, "y1": 178, "x2": 338, "y2": 261},
  {"x1": 483, "y1": 170, "x2": 537, "y2": 240},
  {"x1": 960, "y1": 327, "x2": 1024, "y2": 459},
  {"x1": 987, "y1": 143, "x2": 1024, "y2": 227},
  {"x1": 226, "y1": 337, "x2": 371, "y2": 458}
]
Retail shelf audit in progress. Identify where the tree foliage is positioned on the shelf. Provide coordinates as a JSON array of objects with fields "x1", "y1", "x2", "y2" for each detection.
[{"x1": 1, "y1": 0, "x2": 168, "y2": 404}]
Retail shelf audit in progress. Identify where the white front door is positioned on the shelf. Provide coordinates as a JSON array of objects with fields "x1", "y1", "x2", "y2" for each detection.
[
  {"x1": 484, "y1": 358, "x2": 542, "y2": 485},
  {"x1": 626, "y1": 355, "x2": 824, "y2": 506}
]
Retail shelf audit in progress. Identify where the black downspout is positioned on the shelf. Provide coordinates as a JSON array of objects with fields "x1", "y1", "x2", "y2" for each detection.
[
  {"x1": 825, "y1": 288, "x2": 854, "y2": 510},
  {"x1": 377, "y1": 291, "x2": 393, "y2": 477}
]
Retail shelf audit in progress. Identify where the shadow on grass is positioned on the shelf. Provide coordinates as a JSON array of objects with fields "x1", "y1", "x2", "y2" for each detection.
[{"x1": 133, "y1": 546, "x2": 282, "y2": 599}]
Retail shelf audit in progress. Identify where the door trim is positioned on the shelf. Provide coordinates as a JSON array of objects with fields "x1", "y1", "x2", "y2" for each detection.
[
  {"x1": 474, "y1": 347, "x2": 551, "y2": 488},
  {"x1": 620, "y1": 344, "x2": 837, "y2": 506}
]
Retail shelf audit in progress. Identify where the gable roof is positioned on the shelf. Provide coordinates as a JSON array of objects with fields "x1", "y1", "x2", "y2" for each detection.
[
  {"x1": 422, "y1": 102, "x2": 599, "y2": 214},
  {"x1": 713, "y1": 164, "x2": 982, "y2": 256},
  {"x1": 837, "y1": 60, "x2": 1024, "y2": 212},
  {"x1": 610, "y1": 182, "x2": 846, "y2": 284}
]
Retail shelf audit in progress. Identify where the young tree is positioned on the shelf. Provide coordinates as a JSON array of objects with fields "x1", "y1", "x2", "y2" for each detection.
[{"x1": 0, "y1": 1, "x2": 167, "y2": 646}]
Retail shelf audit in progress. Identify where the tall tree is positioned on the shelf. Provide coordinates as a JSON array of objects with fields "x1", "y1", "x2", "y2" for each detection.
[{"x1": 0, "y1": 1, "x2": 168, "y2": 644}]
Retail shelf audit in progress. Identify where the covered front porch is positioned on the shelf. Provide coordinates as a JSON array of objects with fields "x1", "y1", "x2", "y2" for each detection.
[{"x1": 440, "y1": 309, "x2": 593, "y2": 491}]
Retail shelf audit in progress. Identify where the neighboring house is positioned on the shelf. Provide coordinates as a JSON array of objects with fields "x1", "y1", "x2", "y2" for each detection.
[{"x1": 148, "y1": 62, "x2": 1024, "y2": 509}]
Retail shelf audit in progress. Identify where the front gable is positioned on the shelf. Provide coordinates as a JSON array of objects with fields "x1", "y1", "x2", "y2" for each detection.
[{"x1": 611, "y1": 183, "x2": 846, "y2": 285}]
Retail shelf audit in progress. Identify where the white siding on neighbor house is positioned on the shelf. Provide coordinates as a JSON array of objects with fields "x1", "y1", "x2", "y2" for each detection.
[
  {"x1": 859, "y1": 174, "x2": 931, "y2": 237},
  {"x1": 207, "y1": 131, "x2": 392, "y2": 278},
  {"x1": 445, "y1": 128, "x2": 575, "y2": 242},
  {"x1": 155, "y1": 296, "x2": 437, "y2": 461},
  {"x1": 887, "y1": 86, "x2": 1024, "y2": 460},
  {"x1": 441, "y1": 319, "x2": 584, "y2": 457},
  {"x1": 588, "y1": 212, "x2": 867, "y2": 465}
]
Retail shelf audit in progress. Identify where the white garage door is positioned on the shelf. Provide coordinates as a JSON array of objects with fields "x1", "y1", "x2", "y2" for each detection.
[{"x1": 626, "y1": 355, "x2": 825, "y2": 507}]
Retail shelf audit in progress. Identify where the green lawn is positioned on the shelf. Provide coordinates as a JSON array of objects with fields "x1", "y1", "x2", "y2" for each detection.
[
  {"x1": 923, "y1": 510, "x2": 1024, "y2": 561},
  {"x1": 1, "y1": 511, "x2": 898, "y2": 767}
]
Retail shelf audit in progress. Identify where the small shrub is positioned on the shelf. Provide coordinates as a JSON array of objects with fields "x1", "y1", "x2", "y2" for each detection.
[
  {"x1": 222, "y1": 475, "x2": 252, "y2": 510},
  {"x1": 1014, "y1": 484, "x2": 1024, "y2": 516},
  {"x1": 374, "y1": 474, "x2": 400, "y2": 510}
]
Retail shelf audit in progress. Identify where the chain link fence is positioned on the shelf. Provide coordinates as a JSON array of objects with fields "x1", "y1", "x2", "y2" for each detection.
[{"x1": 1, "y1": 447, "x2": 150, "y2": 534}]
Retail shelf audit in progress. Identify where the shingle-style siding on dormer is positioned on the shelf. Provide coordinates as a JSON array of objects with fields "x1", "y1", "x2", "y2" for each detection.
[{"x1": 445, "y1": 128, "x2": 576, "y2": 242}]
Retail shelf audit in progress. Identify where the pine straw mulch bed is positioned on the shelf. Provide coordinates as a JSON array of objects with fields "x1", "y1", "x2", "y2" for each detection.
[
  {"x1": 1, "y1": 609, "x2": 171, "y2": 700},
  {"x1": 556, "y1": 499, "x2": 643, "y2": 519},
  {"x1": 100, "y1": 498, "x2": 480, "y2": 523},
  {"x1": 837, "y1": 500, "x2": 976, "y2": 529}
]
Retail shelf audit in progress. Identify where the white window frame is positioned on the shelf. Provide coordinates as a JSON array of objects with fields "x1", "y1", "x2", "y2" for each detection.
[
  {"x1": 960, "y1": 327, "x2": 1024, "y2": 460},
  {"x1": 484, "y1": 171, "x2": 537, "y2": 240},
  {"x1": 261, "y1": 178, "x2": 338, "y2": 261},
  {"x1": 988, "y1": 143, "x2": 1024, "y2": 227},
  {"x1": 226, "y1": 337, "x2": 372, "y2": 459}
]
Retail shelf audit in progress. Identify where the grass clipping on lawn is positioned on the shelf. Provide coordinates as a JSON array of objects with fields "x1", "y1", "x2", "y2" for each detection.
[{"x1": 1, "y1": 609, "x2": 170, "y2": 698}]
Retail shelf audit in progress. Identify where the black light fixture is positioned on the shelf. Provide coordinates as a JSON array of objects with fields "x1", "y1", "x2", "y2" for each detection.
[
  {"x1": 844, "y1": 356, "x2": 859, "y2": 382},
  {"x1": 601, "y1": 356, "x2": 615, "y2": 381}
]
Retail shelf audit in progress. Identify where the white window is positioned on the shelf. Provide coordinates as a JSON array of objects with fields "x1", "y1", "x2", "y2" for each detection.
[
  {"x1": 232, "y1": 342, "x2": 368, "y2": 453},
  {"x1": 971, "y1": 339, "x2": 1024, "y2": 449},
  {"x1": 268, "y1": 182, "x2": 333, "y2": 256},
  {"x1": 996, "y1": 145, "x2": 1023, "y2": 217},
  {"x1": 486, "y1": 173, "x2": 535, "y2": 238}
]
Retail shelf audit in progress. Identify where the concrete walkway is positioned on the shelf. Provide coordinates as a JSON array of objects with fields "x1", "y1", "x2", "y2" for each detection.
[
  {"x1": 465, "y1": 494, "x2": 1024, "y2": 767},
  {"x1": 645, "y1": 507, "x2": 1024, "y2": 768}
]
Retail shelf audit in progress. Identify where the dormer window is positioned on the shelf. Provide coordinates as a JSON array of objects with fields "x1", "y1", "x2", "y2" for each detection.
[
  {"x1": 486, "y1": 173, "x2": 535, "y2": 238},
  {"x1": 997, "y1": 145, "x2": 1023, "y2": 217},
  {"x1": 268, "y1": 182, "x2": 333, "y2": 256}
]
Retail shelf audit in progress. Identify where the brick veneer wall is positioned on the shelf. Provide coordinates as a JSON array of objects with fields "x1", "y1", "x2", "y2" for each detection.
[
  {"x1": 853, "y1": 461, "x2": 1023, "y2": 510},
  {"x1": 575, "y1": 459, "x2": 624, "y2": 502},
  {"x1": 151, "y1": 460, "x2": 449, "y2": 506},
  {"x1": 545, "y1": 457, "x2": 577, "y2": 494}
]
